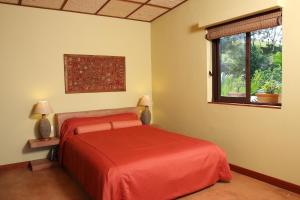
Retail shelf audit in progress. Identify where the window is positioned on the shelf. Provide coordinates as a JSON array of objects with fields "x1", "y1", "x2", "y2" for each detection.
[{"x1": 208, "y1": 9, "x2": 282, "y2": 106}]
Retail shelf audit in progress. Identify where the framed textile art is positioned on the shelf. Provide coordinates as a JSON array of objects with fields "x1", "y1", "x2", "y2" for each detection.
[{"x1": 64, "y1": 54, "x2": 126, "y2": 93}]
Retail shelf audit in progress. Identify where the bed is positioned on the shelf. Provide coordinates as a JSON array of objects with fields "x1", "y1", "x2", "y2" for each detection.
[{"x1": 56, "y1": 107, "x2": 231, "y2": 200}]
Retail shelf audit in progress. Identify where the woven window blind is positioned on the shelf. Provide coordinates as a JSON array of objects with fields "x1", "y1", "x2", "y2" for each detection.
[{"x1": 206, "y1": 9, "x2": 282, "y2": 40}]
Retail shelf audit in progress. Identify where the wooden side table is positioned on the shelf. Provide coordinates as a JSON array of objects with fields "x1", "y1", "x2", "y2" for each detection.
[{"x1": 28, "y1": 137, "x2": 59, "y2": 171}]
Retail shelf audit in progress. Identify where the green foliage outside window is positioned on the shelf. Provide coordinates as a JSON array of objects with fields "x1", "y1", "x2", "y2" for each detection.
[{"x1": 220, "y1": 26, "x2": 282, "y2": 96}]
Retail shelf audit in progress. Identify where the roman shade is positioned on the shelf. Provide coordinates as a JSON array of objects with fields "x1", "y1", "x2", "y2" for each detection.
[{"x1": 206, "y1": 9, "x2": 282, "y2": 40}]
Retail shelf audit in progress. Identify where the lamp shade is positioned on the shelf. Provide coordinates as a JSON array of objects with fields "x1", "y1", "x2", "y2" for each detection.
[
  {"x1": 139, "y1": 95, "x2": 152, "y2": 106},
  {"x1": 33, "y1": 101, "x2": 53, "y2": 115}
]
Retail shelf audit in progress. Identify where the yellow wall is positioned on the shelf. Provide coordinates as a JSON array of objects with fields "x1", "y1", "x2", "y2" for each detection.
[
  {"x1": 152, "y1": 0, "x2": 300, "y2": 185},
  {"x1": 0, "y1": 4, "x2": 151, "y2": 165}
]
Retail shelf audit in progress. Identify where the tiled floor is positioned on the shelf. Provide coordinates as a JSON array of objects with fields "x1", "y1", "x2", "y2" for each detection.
[
  {"x1": 0, "y1": 167, "x2": 89, "y2": 200},
  {"x1": 0, "y1": 167, "x2": 299, "y2": 200}
]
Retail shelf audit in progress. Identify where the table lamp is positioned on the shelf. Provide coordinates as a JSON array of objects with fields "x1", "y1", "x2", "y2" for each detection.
[
  {"x1": 139, "y1": 95, "x2": 152, "y2": 125},
  {"x1": 33, "y1": 101, "x2": 53, "y2": 140}
]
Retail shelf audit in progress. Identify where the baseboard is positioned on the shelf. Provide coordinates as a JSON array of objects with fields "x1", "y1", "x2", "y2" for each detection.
[
  {"x1": 0, "y1": 161, "x2": 29, "y2": 171},
  {"x1": 230, "y1": 164, "x2": 300, "y2": 194}
]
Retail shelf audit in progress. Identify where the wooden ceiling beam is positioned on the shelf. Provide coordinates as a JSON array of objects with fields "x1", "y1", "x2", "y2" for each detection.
[
  {"x1": 125, "y1": 0, "x2": 151, "y2": 18},
  {"x1": 60, "y1": 0, "x2": 68, "y2": 10},
  {"x1": 147, "y1": 3, "x2": 170, "y2": 9},
  {"x1": 94, "y1": 0, "x2": 111, "y2": 15},
  {"x1": 121, "y1": 0, "x2": 170, "y2": 9}
]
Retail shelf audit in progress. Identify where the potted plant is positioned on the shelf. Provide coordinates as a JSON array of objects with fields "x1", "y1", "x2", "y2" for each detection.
[{"x1": 256, "y1": 80, "x2": 281, "y2": 104}]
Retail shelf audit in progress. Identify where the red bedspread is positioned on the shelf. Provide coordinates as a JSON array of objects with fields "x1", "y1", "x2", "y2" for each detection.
[{"x1": 60, "y1": 122, "x2": 231, "y2": 200}]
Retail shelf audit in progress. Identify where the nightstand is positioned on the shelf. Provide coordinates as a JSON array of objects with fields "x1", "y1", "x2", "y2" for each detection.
[{"x1": 28, "y1": 137, "x2": 59, "y2": 171}]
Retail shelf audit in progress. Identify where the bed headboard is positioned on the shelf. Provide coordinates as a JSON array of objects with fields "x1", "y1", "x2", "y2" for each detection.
[{"x1": 54, "y1": 107, "x2": 140, "y2": 136}]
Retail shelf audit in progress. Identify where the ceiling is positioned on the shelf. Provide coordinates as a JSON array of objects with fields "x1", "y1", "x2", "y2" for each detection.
[{"x1": 0, "y1": 0, "x2": 188, "y2": 22}]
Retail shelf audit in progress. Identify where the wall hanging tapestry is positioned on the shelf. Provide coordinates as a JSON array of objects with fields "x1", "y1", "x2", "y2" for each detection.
[{"x1": 64, "y1": 54, "x2": 126, "y2": 93}]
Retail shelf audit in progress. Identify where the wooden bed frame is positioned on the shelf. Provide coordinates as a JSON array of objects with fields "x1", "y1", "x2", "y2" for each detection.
[{"x1": 54, "y1": 107, "x2": 140, "y2": 136}]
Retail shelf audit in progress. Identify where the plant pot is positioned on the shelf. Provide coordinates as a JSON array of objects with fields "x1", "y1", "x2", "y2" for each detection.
[{"x1": 256, "y1": 93, "x2": 279, "y2": 104}]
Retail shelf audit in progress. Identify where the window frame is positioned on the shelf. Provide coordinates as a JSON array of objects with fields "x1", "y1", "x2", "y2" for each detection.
[{"x1": 211, "y1": 31, "x2": 281, "y2": 106}]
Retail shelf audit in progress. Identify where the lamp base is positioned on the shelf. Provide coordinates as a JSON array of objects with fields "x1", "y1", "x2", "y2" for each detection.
[
  {"x1": 39, "y1": 116, "x2": 51, "y2": 139},
  {"x1": 141, "y1": 106, "x2": 151, "y2": 125}
]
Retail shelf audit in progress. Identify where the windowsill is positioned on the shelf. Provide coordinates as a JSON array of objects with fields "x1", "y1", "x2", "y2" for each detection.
[{"x1": 208, "y1": 102, "x2": 281, "y2": 109}]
